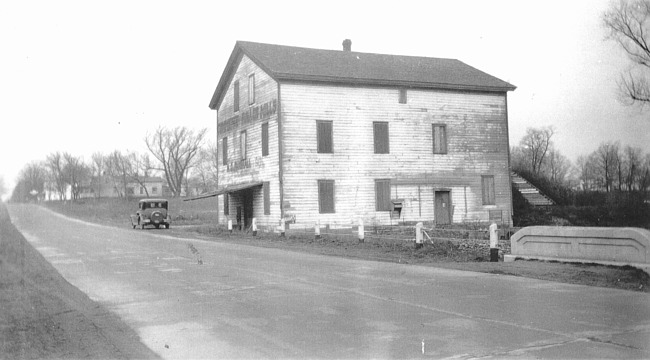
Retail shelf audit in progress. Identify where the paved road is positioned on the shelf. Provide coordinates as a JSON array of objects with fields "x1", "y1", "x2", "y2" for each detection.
[{"x1": 8, "y1": 204, "x2": 650, "y2": 359}]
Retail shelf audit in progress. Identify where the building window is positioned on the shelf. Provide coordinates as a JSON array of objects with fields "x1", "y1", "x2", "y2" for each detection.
[
  {"x1": 432, "y1": 124, "x2": 447, "y2": 154},
  {"x1": 223, "y1": 193, "x2": 229, "y2": 215},
  {"x1": 222, "y1": 137, "x2": 228, "y2": 165},
  {"x1": 373, "y1": 122, "x2": 389, "y2": 154},
  {"x1": 261, "y1": 122, "x2": 269, "y2": 157},
  {"x1": 263, "y1": 181, "x2": 270, "y2": 215},
  {"x1": 127, "y1": 187, "x2": 134, "y2": 195},
  {"x1": 399, "y1": 88, "x2": 407, "y2": 104},
  {"x1": 240, "y1": 130, "x2": 247, "y2": 160},
  {"x1": 375, "y1": 179, "x2": 392, "y2": 211},
  {"x1": 152, "y1": 187, "x2": 158, "y2": 194},
  {"x1": 318, "y1": 180, "x2": 335, "y2": 214},
  {"x1": 139, "y1": 187, "x2": 144, "y2": 195},
  {"x1": 233, "y1": 80, "x2": 240, "y2": 112},
  {"x1": 317, "y1": 120, "x2": 333, "y2": 153},
  {"x1": 482, "y1": 175, "x2": 495, "y2": 205},
  {"x1": 248, "y1": 74, "x2": 255, "y2": 105}
]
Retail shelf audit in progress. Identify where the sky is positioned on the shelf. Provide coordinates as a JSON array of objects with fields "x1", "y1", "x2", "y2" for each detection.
[{"x1": 1, "y1": 0, "x2": 649, "y2": 199}]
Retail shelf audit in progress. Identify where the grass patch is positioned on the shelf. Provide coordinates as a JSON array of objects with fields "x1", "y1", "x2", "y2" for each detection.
[{"x1": 42, "y1": 197, "x2": 220, "y2": 227}]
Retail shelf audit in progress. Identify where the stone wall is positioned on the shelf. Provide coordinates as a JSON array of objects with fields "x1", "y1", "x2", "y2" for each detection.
[{"x1": 505, "y1": 226, "x2": 650, "y2": 272}]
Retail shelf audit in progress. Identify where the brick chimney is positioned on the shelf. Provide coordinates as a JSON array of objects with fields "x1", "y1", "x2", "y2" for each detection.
[{"x1": 342, "y1": 39, "x2": 352, "y2": 52}]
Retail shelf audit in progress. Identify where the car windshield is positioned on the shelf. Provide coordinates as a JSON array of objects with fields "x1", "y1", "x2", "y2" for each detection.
[{"x1": 142, "y1": 201, "x2": 167, "y2": 210}]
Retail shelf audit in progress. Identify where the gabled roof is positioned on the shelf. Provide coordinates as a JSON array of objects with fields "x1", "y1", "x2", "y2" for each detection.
[{"x1": 209, "y1": 41, "x2": 516, "y2": 110}]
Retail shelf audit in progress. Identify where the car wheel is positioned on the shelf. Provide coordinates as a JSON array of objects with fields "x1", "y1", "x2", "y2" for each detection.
[
  {"x1": 165, "y1": 224, "x2": 170, "y2": 229},
  {"x1": 155, "y1": 224, "x2": 160, "y2": 229}
]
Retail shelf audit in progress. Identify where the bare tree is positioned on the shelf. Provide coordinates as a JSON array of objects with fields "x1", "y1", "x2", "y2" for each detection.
[
  {"x1": 130, "y1": 153, "x2": 155, "y2": 197},
  {"x1": 191, "y1": 143, "x2": 219, "y2": 194},
  {"x1": 12, "y1": 162, "x2": 48, "y2": 201},
  {"x1": 145, "y1": 126, "x2": 207, "y2": 197},
  {"x1": 518, "y1": 126, "x2": 555, "y2": 174},
  {"x1": 624, "y1": 145, "x2": 644, "y2": 190},
  {"x1": 90, "y1": 152, "x2": 106, "y2": 199},
  {"x1": 45, "y1": 152, "x2": 68, "y2": 201},
  {"x1": 63, "y1": 153, "x2": 89, "y2": 200},
  {"x1": 543, "y1": 148, "x2": 571, "y2": 184},
  {"x1": 603, "y1": 0, "x2": 650, "y2": 106},
  {"x1": 105, "y1": 150, "x2": 134, "y2": 198},
  {"x1": 21, "y1": 162, "x2": 47, "y2": 195},
  {"x1": 575, "y1": 154, "x2": 600, "y2": 191},
  {"x1": 640, "y1": 154, "x2": 650, "y2": 193},
  {"x1": 594, "y1": 142, "x2": 621, "y2": 192}
]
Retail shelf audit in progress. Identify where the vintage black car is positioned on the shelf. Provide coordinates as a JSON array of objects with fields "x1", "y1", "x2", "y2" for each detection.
[{"x1": 130, "y1": 199, "x2": 171, "y2": 229}]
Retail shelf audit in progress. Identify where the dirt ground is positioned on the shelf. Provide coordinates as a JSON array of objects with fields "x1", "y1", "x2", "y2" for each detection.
[{"x1": 2, "y1": 203, "x2": 648, "y2": 359}]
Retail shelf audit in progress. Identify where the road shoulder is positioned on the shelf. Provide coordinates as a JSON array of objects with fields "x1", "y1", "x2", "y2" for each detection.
[{"x1": 1, "y1": 203, "x2": 159, "y2": 359}]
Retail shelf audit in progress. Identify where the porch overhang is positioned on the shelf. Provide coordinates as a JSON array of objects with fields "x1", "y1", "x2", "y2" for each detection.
[{"x1": 183, "y1": 181, "x2": 264, "y2": 201}]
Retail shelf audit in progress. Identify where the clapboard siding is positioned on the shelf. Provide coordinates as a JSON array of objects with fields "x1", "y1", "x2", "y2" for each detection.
[
  {"x1": 216, "y1": 55, "x2": 280, "y2": 227},
  {"x1": 280, "y1": 83, "x2": 512, "y2": 227}
]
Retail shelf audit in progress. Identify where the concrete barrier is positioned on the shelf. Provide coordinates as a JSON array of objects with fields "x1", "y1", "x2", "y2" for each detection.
[{"x1": 504, "y1": 226, "x2": 650, "y2": 272}]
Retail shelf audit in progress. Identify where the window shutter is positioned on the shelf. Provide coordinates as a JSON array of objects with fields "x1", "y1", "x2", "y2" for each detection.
[
  {"x1": 317, "y1": 121, "x2": 333, "y2": 153},
  {"x1": 223, "y1": 193, "x2": 229, "y2": 215},
  {"x1": 240, "y1": 130, "x2": 247, "y2": 160},
  {"x1": 222, "y1": 137, "x2": 228, "y2": 165},
  {"x1": 399, "y1": 88, "x2": 407, "y2": 104},
  {"x1": 482, "y1": 175, "x2": 495, "y2": 205},
  {"x1": 261, "y1": 122, "x2": 269, "y2": 156},
  {"x1": 233, "y1": 80, "x2": 239, "y2": 112},
  {"x1": 373, "y1": 122, "x2": 389, "y2": 154},
  {"x1": 375, "y1": 179, "x2": 391, "y2": 211},
  {"x1": 248, "y1": 74, "x2": 255, "y2": 105},
  {"x1": 263, "y1": 182, "x2": 270, "y2": 215},
  {"x1": 433, "y1": 124, "x2": 447, "y2": 154},
  {"x1": 318, "y1": 180, "x2": 335, "y2": 213}
]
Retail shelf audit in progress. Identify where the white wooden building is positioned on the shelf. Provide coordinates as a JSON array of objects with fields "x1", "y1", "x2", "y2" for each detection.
[{"x1": 208, "y1": 40, "x2": 516, "y2": 230}]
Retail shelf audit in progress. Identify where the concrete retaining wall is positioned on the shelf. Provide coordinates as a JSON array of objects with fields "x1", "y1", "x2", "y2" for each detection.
[{"x1": 504, "y1": 226, "x2": 650, "y2": 272}]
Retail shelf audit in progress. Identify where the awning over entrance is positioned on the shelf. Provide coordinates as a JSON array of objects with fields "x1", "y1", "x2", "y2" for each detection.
[{"x1": 183, "y1": 181, "x2": 264, "y2": 201}]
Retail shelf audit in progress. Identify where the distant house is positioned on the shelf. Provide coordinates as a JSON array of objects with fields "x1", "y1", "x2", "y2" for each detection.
[
  {"x1": 184, "y1": 177, "x2": 217, "y2": 198},
  {"x1": 63, "y1": 176, "x2": 168, "y2": 200},
  {"x1": 208, "y1": 40, "x2": 516, "y2": 230}
]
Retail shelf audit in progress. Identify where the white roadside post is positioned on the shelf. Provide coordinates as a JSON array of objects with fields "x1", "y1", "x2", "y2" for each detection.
[
  {"x1": 358, "y1": 219, "x2": 365, "y2": 243},
  {"x1": 252, "y1": 218, "x2": 257, "y2": 236},
  {"x1": 228, "y1": 219, "x2": 233, "y2": 234},
  {"x1": 415, "y1": 222, "x2": 423, "y2": 249},
  {"x1": 279, "y1": 218, "x2": 286, "y2": 237},
  {"x1": 315, "y1": 220, "x2": 321, "y2": 240},
  {"x1": 489, "y1": 222, "x2": 499, "y2": 262}
]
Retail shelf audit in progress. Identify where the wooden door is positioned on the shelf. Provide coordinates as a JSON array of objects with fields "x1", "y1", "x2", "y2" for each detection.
[
  {"x1": 435, "y1": 191, "x2": 451, "y2": 225},
  {"x1": 243, "y1": 190, "x2": 254, "y2": 228}
]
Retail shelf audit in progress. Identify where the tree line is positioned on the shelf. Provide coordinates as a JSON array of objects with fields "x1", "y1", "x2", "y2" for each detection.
[
  {"x1": 512, "y1": 126, "x2": 650, "y2": 202},
  {"x1": 511, "y1": 126, "x2": 650, "y2": 228},
  {"x1": 10, "y1": 126, "x2": 215, "y2": 202}
]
